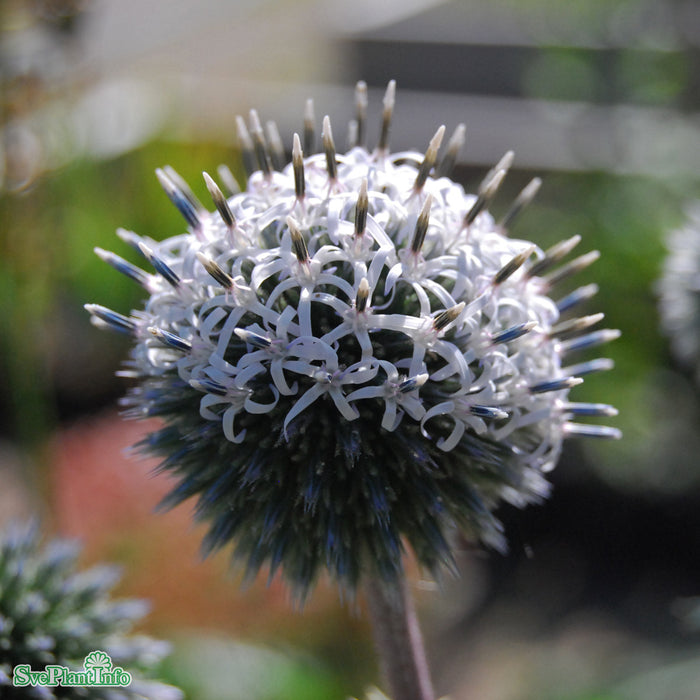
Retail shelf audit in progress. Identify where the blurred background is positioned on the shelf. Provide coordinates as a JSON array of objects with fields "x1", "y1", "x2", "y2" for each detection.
[{"x1": 2, "y1": 0, "x2": 700, "y2": 698}]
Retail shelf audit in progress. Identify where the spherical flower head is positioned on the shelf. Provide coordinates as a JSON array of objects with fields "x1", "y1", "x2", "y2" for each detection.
[
  {"x1": 87, "y1": 82, "x2": 620, "y2": 598},
  {"x1": 658, "y1": 203, "x2": 700, "y2": 381},
  {"x1": 0, "y1": 521, "x2": 181, "y2": 699}
]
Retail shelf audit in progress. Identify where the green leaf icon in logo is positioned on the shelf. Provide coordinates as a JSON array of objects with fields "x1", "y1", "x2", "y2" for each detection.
[{"x1": 84, "y1": 651, "x2": 112, "y2": 671}]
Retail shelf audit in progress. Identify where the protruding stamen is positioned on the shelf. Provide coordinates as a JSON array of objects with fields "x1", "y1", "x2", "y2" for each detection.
[
  {"x1": 562, "y1": 358, "x2": 614, "y2": 376},
  {"x1": 203, "y1": 172, "x2": 235, "y2": 228},
  {"x1": 235, "y1": 116, "x2": 257, "y2": 176},
  {"x1": 155, "y1": 168, "x2": 202, "y2": 230},
  {"x1": 493, "y1": 245, "x2": 536, "y2": 285},
  {"x1": 248, "y1": 109, "x2": 272, "y2": 175},
  {"x1": 354, "y1": 179, "x2": 369, "y2": 237},
  {"x1": 469, "y1": 405, "x2": 508, "y2": 419},
  {"x1": 377, "y1": 80, "x2": 396, "y2": 152},
  {"x1": 562, "y1": 402, "x2": 618, "y2": 417},
  {"x1": 556, "y1": 283, "x2": 599, "y2": 313},
  {"x1": 355, "y1": 80, "x2": 368, "y2": 147},
  {"x1": 303, "y1": 98, "x2": 315, "y2": 155},
  {"x1": 84, "y1": 304, "x2": 137, "y2": 335},
  {"x1": 564, "y1": 423, "x2": 622, "y2": 440},
  {"x1": 196, "y1": 252, "x2": 234, "y2": 288},
  {"x1": 558, "y1": 329, "x2": 621, "y2": 354},
  {"x1": 217, "y1": 164, "x2": 241, "y2": 196},
  {"x1": 527, "y1": 235, "x2": 582, "y2": 278},
  {"x1": 94, "y1": 247, "x2": 152, "y2": 288},
  {"x1": 234, "y1": 328, "x2": 272, "y2": 349},
  {"x1": 399, "y1": 373, "x2": 429, "y2": 393},
  {"x1": 410, "y1": 194, "x2": 433, "y2": 254},
  {"x1": 287, "y1": 216, "x2": 309, "y2": 263},
  {"x1": 149, "y1": 327, "x2": 192, "y2": 352},
  {"x1": 355, "y1": 277, "x2": 370, "y2": 312},
  {"x1": 414, "y1": 126, "x2": 445, "y2": 191},
  {"x1": 500, "y1": 177, "x2": 542, "y2": 229},
  {"x1": 464, "y1": 169, "x2": 506, "y2": 226},
  {"x1": 544, "y1": 250, "x2": 600, "y2": 287},
  {"x1": 265, "y1": 120, "x2": 285, "y2": 170},
  {"x1": 550, "y1": 313, "x2": 604, "y2": 338},
  {"x1": 529, "y1": 376, "x2": 583, "y2": 394},
  {"x1": 292, "y1": 133, "x2": 305, "y2": 200},
  {"x1": 433, "y1": 302, "x2": 465, "y2": 332},
  {"x1": 491, "y1": 321, "x2": 537, "y2": 344},
  {"x1": 322, "y1": 116, "x2": 338, "y2": 181},
  {"x1": 163, "y1": 165, "x2": 204, "y2": 211},
  {"x1": 436, "y1": 123, "x2": 466, "y2": 178},
  {"x1": 138, "y1": 242, "x2": 180, "y2": 287}
]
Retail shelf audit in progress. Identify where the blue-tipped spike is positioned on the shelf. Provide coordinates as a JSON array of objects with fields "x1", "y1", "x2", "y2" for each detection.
[
  {"x1": 558, "y1": 329, "x2": 621, "y2": 354},
  {"x1": 84, "y1": 304, "x2": 137, "y2": 335},
  {"x1": 561, "y1": 402, "x2": 618, "y2": 417},
  {"x1": 555, "y1": 284, "x2": 599, "y2": 313},
  {"x1": 189, "y1": 377, "x2": 228, "y2": 395},
  {"x1": 156, "y1": 168, "x2": 202, "y2": 230},
  {"x1": 149, "y1": 327, "x2": 192, "y2": 352},
  {"x1": 94, "y1": 247, "x2": 152, "y2": 288},
  {"x1": 491, "y1": 321, "x2": 537, "y2": 344},
  {"x1": 529, "y1": 376, "x2": 583, "y2": 394},
  {"x1": 138, "y1": 242, "x2": 180, "y2": 287},
  {"x1": 562, "y1": 358, "x2": 615, "y2": 376},
  {"x1": 234, "y1": 328, "x2": 272, "y2": 349},
  {"x1": 399, "y1": 374, "x2": 429, "y2": 393},
  {"x1": 469, "y1": 405, "x2": 508, "y2": 419}
]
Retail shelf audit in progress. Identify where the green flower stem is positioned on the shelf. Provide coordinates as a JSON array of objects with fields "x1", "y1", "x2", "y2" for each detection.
[{"x1": 365, "y1": 574, "x2": 435, "y2": 700}]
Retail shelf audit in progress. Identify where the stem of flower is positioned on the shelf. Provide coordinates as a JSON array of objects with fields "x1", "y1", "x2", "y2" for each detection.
[{"x1": 365, "y1": 574, "x2": 435, "y2": 700}]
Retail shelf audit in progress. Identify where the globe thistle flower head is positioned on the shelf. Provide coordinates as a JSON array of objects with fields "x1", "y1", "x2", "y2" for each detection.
[
  {"x1": 658, "y1": 203, "x2": 700, "y2": 380},
  {"x1": 0, "y1": 521, "x2": 181, "y2": 699},
  {"x1": 87, "y1": 82, "x2": 620, "y2": 598}
]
